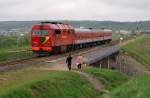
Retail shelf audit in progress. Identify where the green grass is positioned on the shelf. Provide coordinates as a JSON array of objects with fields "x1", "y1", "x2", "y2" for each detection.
[
  {"x1": 0, "y1": 34, "x2": 33, "y2": 63},
  {"x1": 82, "y1": 67, "x2": 128, "y2": 91},
  {"x1": 106, "y1": 74, "x2": 150, "y2": 98},
  {"x1": 0, "y1": 49, "x2": 33, "y2": 63},
  {"x1": 0, "y1": 70, "x2": 100, "y2": 98},
  {"x1": 0, "y1": 70, "x2": 51, "y2": 94},
  {"x1": 0, "y1": 33, "x2": 30, "y2": 48},
  {"x1": 122, "y1": 34, "x2": 150, "y2": 69}
]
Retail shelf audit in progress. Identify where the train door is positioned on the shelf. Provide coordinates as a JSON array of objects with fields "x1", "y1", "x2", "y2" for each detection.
[{"x1": 52, "y1": 24, "x2": 62, "y2": 47}]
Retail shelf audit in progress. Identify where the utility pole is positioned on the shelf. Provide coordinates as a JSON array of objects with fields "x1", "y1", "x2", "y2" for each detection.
[{"x1": 136, "y1": 21, "x2": 141, "y2": 36}]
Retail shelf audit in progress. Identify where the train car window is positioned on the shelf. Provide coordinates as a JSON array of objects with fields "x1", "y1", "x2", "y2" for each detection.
[
  {"x1": 63, "y1": 30, "x2": 67, "y2": 33},
  {"x1": 68, "y1": 30, "x2": 71, "y2": 33},
  {"x1": 55, "y1": 29, "x2": 61, "y2": 34}
]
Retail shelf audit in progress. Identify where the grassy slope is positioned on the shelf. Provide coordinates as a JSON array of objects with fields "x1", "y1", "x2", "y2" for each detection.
[
  {"x1": 100, "y1": 34, "x2": 150, "y2": 98},
  {"x1": 0, "y1": 70, "x2": 100, "y2": 98},
  {"x1": 122, "y1": 34, "x2": 150, "y2": 68},
  {"x1": 82, "y1": 67, "x2": 128, "y2": 91},
  {"x1": 108, "y1": 74, "x2": 150, "y2": 98}
]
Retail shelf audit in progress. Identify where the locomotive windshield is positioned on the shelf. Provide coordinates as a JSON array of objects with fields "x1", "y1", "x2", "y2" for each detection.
[{"x1": 33, "y1": 30, "x2": 49, "y2": 35}]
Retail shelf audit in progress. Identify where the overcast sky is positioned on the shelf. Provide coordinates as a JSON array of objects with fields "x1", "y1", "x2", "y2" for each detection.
[{"x1": 0, "y1": 0, "x2": 150, "y2": 21}]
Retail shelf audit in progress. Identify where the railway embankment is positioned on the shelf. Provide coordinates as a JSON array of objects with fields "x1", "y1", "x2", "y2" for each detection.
[
  {"x1": 122, "y1": 34, "x2": 150, "y2": 70},
  {"x1": 99, "y1": 34, "x2": 150, "y2": 98}
]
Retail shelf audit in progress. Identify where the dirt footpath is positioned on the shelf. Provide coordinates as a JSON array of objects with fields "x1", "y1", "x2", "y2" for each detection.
[{"x1": 42, "y1": 55, "x2": 105, "y2": 93}]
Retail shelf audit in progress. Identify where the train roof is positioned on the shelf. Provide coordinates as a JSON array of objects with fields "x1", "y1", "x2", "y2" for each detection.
[
  {"x1": 75, "y1": 28, "x2": 112, "y2": 33},
  {"x1": 32, "y1": 21, "x2": 74, "y2": 30},
  {"x1": 33, "y1": 22, "x2": 112, "y2": 32},
  {"x1": 40, "y1": 21, "x2": 63, "y2": 24}
]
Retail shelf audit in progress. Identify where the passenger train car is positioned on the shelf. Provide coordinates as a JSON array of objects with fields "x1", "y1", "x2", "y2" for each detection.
[{"x1": 31, "y1": 22, "x2": 112, "y2": 55}]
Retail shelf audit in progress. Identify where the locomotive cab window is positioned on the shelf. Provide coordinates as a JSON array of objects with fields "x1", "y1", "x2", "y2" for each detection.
[{"x1": 54, "y1": 29, "x2": 61, "y2": 34}]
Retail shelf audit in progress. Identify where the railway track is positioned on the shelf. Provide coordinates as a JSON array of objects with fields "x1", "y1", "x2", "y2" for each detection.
[{"x1": 0, "y1": 40, "x2": 120, "y2": 72}]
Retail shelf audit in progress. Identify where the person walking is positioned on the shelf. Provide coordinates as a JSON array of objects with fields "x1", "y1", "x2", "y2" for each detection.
[
  {"x1": 66, "y1": 53, "x2": 73, "y2": 71},
  {"x1": 76, "y1": 54, "x2": 84, "y2": 69}
]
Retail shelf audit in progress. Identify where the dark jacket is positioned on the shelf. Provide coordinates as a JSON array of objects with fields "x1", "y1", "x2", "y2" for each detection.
[{"x1": 66, "y1": 56, "x2": 72, "y2": 65}]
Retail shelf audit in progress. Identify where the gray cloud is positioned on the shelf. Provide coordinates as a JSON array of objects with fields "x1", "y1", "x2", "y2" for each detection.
[
  {"x1": 103, "y1": 0, "x2": 150, "y2": 10},
  {"x1": 0, "y1": 0, "x2": 150, "y2": 21}
]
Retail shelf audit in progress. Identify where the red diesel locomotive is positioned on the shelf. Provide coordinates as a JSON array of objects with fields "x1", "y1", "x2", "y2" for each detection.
[{"x1": 31, "y1": 22, "x2": 112, "y2": 55}]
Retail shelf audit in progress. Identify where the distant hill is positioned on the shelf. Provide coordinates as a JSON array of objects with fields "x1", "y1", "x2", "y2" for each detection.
[
  {"x1": 0, "y1": 21, "x2": 39, "y2": 32},
  {"x1": 0, "y1": 20, "x2": 150, "y2": 32}
]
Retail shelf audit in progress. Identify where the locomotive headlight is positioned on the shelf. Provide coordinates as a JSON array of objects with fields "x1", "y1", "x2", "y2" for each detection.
[
  {"x1": 47, "y1": 42, "x2": 51, "y2": 45},
  {"x1": 33, "y1": 42, "x2": 39, "y2": 46}
]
